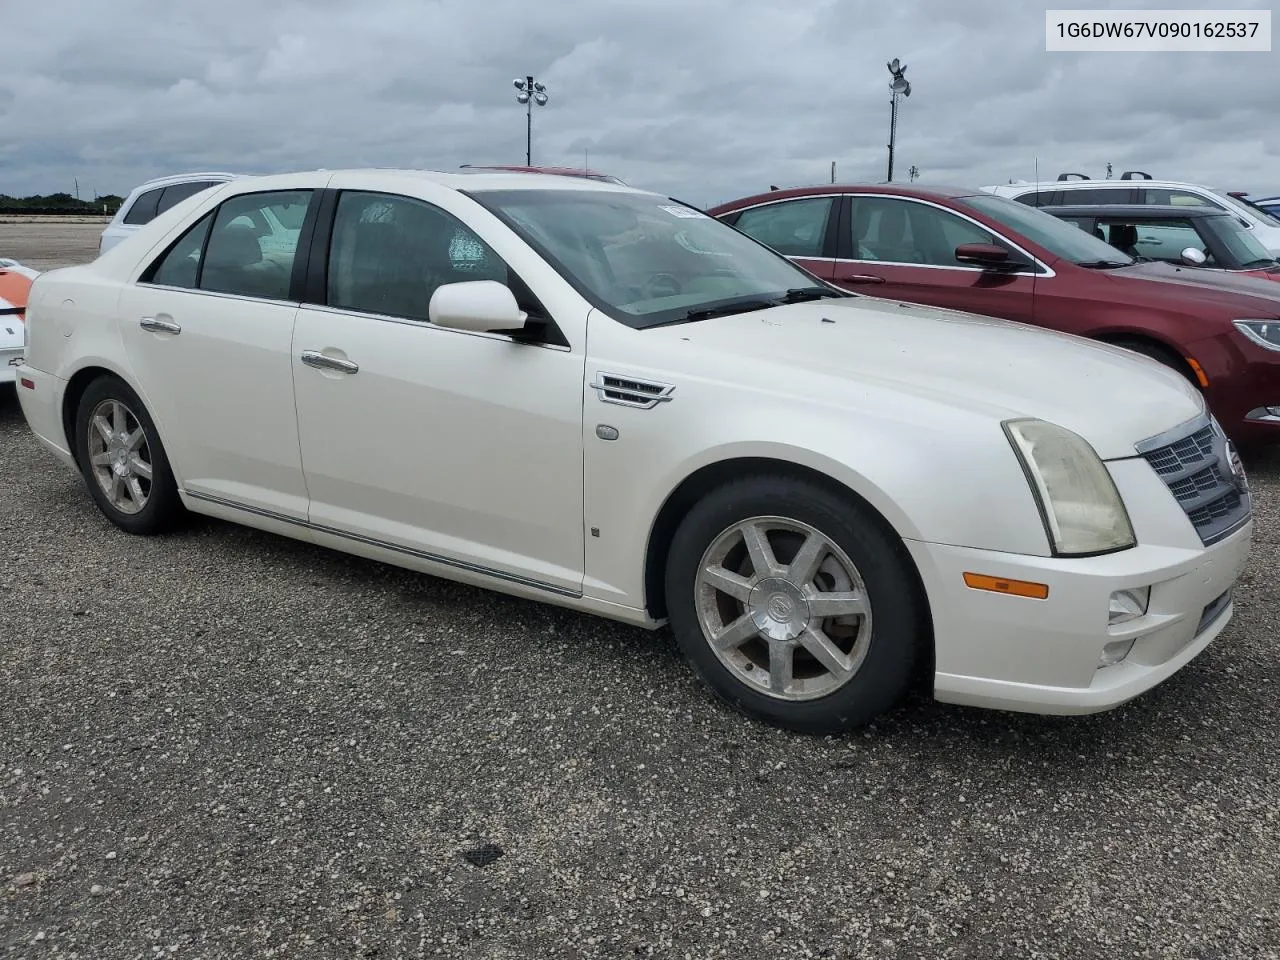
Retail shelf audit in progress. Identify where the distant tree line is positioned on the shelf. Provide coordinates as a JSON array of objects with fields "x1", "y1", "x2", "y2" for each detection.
[{"x1": 0, "y1": 192, "x2": 124, "y2": 215}]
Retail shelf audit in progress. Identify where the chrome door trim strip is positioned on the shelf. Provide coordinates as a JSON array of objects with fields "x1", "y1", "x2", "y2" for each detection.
[{"x1": 183, "y1": 489, "x2": 582, "y2": 599}]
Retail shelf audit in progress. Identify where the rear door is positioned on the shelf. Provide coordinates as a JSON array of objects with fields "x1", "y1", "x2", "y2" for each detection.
[
  {"x1": 719, "y1": 195, "x2": 839, "y2": 279},
  {"x1": 116, "y1": 186, "x2": 318, "y2": 519},
  {"x1": 833, "y1": 195, "x2": 1039, "y2": 323}
]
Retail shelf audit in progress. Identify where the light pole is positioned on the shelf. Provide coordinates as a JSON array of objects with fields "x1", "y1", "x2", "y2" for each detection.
[
  {"x1": 885, "y1": 58, "x2": 911, "y2": 182},
  {"x1": 513, "y1": 76, "x2": 549, "y2": 166}
]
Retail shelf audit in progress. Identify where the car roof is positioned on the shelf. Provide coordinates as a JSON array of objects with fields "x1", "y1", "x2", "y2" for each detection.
[
  {"x1": 709, "y1": 182, "x2": 984, "y2": 212},
  {"x1": 1045, "y1": 204, "x2": 1234, "y2": 219},
  {"x1": 260, "y1": 167, "x2": 644, "y2": 195},
  {"x1": 988, "y1": 179, "x2": 1220, "y2": 193},
  {"x1": 129, "y1": 171, "x2": 242, "y2": 191}
]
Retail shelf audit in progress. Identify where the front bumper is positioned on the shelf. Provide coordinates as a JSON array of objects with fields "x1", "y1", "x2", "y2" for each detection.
[{"x1": 907, "y1": 522, "x2": 1251, "y2": 715}]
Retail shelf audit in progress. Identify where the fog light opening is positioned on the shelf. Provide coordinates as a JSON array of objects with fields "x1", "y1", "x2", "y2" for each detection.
[
  {"x1": 1108, "y1": 586, "x2": 1150, "y2": 626},
  {"x1": 1099, "y1": 638, "x2": 1136, "y2": 668}
]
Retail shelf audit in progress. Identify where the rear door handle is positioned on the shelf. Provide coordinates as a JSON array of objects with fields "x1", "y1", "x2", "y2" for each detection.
[
  {"x1": 837, "y1": 274, "x2": 885, "y2": 284},
  {"x1": 301, "y1": 350, "x2": 359, "y2": 374},
  {"x1": 139, "y1": 316, "x2": 182, "y2": 334}
]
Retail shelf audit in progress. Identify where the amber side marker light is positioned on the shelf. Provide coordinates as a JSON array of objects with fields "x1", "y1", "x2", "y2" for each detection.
[
  {"x1": 963, "y1": 572, "x2": 1050, "y2": 600},
  {"x1": 1185, "y1": 357, "x2": 1210, "y2": 388}
]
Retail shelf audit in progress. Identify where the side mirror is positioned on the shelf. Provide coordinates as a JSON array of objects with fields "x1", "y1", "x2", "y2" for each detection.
[
  {"x1": 1180, "y1": 247, "x2": 1207, "y2": 266},
  {"x1": 955, "y1": 242, "x2": 1014, "y2": 269},
  {"x1": 428, "y1": 280, "x2": 527, "y2": 334}
]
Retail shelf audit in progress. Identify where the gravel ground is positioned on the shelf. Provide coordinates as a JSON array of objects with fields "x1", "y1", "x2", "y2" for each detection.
[
  {"x1": 1, "y1": 231, "x2": 1279, "y2": 958},
  {"x1": 0, "y1": 221, "x2": 106, "y2": 271}
]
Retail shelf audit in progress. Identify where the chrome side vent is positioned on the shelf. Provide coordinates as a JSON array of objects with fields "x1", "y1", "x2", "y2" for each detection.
[{"x1": 589, "y1": 372, "x2": 675, "y2": 409}]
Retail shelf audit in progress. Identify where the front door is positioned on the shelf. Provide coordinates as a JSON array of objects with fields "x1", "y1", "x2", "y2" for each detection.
[
  {"x1": 834, "y1": 195, "x2": 1038, "y2": 324},
  {"x1": 116, "y1": 187, "x2": 316, "y2": 518},
  {"x1": 290, "y1": 188, "x2": 587, "y2": 594}
]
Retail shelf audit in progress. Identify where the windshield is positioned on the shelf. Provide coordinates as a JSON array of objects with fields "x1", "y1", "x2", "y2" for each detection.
[
  {"x1": 1223, "y1": 193, "x2": 1280, "y2": 228},
  {"x1": 959, "y1": 193, "x2": 1135, "y2": 265},
  {"x1": 466, "y1": 189, "x2": 830, "y2": 328},
  {"x1": 1202, "y1": 214, "x2": 1278, "y2": 267}
]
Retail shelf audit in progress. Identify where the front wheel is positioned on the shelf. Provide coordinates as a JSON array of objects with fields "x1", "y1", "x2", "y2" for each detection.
[
  {"x1": 664, "y1": 474, "x2": 928, "y2": 734},
  {"x1": 74, "y1": 375, "x2": 184, "y2": 535}
]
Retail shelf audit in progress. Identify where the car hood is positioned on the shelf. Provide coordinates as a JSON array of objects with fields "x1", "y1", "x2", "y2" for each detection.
[
  {"x1": 652, "y1": 296, "x2": 1204, "y2": 461},
  {"x1": 1085, "y1": 259, "x2": 1280, "y2": 312}
]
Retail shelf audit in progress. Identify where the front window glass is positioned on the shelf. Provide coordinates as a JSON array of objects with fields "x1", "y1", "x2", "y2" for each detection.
[
  {"x1": 468, "y1": 189, "x2": 825, "y2": 329},
  {"x1": 326, "y1": 191, "x2": 508, "y2": 321},
  {"x1": 959, "y1": 194, "x2": 1135, "y2": 265},
  {"x1": 1098, "y1": 219, "x2": 1206, "y2": 263},
  {"x1": 850, "y1": 197, "x2": 1007, "y2": 267}
]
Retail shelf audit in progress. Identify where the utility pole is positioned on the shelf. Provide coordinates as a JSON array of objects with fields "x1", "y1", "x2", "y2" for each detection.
[
  {"x1": 885, "y1": 59, "x2": 912, "y2": 182},
  {"x1": 513, "y1": 76, "x2": 549, "y2": 166}
]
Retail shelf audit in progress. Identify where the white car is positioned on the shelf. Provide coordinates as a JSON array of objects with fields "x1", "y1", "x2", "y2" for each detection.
[
  {"x1": 15, "y1": 170, "x2": 1254, "y2": 733},
  {"x1": 99, "y1": 172, "x2": 241, "y2": 255},
  {"x1": 982, "y1": 174, "x2": 1280, "y2": 256},
  {"x1": 0, "y1": 258, "x2": 39, "y2": 383}
]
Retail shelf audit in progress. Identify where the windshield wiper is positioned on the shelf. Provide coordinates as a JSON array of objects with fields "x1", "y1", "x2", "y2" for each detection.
[
  {"x1": 780, "y1": 285, "x2": 848, "y2": 303},
  {"x1": 647, "y1": 287, "x2": 848, "y2": 328},
  {"x1": 1076, "y1": 259, "x2": 1133, "y2": 269},
  {"x1": 649, "y1": 297, "x2": 781, "y2": 327}
]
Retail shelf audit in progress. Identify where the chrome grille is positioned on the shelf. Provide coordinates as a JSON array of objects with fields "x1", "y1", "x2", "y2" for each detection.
[{"x1": 1136, "y1": 415, "x2": 1251, "y2": 547}]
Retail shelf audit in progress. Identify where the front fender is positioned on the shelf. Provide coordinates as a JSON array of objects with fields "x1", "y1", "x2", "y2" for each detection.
[{"x1": 580, "y1": 381, "x2": 1049, "y2": 610}]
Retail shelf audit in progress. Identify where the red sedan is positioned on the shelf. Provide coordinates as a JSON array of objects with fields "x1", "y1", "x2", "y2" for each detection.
[{"x1": 709, "y1": 184, "x2": 1280, "y2": 446}]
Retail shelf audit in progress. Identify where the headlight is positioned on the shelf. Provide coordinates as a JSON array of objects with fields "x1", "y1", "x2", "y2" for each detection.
[
  {"x1": 1004, "y1": 419, "x2": 1136, "y2": 556},
  {"x1": 1234, "y1": 319, "x2": 1280, "y2": 352}
]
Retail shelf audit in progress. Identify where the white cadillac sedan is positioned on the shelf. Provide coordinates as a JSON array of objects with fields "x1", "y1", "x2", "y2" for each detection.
[{"x1": 14, "y1": 170, "x2": 1254, "y2": 733}]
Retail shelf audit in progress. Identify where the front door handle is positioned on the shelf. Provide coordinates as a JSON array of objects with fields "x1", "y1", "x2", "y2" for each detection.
[
  {"x1": 837, "y1": 273, "x2": 885, "y2": 284},
  {"x1": 301, "y1": 350, "x2": 359, "y2": 374},
  {"x1": 139, "y1": 316, "x2": 182, "y2": 334}
]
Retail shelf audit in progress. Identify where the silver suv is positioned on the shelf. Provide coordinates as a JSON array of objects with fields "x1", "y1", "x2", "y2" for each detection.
[{"x1": 99, "y1": 172, "x2": 241, "y2": 255}]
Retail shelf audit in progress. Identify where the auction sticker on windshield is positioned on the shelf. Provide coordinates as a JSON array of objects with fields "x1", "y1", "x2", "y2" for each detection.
[{"x1": 659, "y1": 204, "x2": 707, "y2": 218}]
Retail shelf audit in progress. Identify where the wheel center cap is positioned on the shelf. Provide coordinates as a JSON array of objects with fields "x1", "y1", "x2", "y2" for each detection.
[
  {"x1": 108, "y1": 433, "x2": 131, "y2": 477},
  {"x1": 748, "y1": 577, "x2": 810, "y2": 642}
]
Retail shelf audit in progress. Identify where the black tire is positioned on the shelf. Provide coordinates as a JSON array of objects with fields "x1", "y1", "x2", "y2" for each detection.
[
  {"x1": 664, "y1": 474, "x2": 928, "y2": 734},
  {"x1": 73, "y1": 375, "x2": 184, "y2": 535},
  {"x1": 1108, "y1": 337, "x2": 1198, "y2": 387}
]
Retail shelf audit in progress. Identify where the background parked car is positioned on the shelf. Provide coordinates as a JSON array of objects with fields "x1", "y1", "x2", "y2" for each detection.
[
  {"x1": 980, "y1": 172, "x2": 1280, "y2": 256},
  {"x1": 0, "y1": 258, "x2": 39, "y2": 383},
  {"x1": 1045, "y1": 204, "x2": 1280, "y2": 280},
  {"x1": 709, "y1": 183, "x2": 1280, "y2": 445},
  {"x1": 99, "y1": 172, "x2": 241, "y2": 255}
]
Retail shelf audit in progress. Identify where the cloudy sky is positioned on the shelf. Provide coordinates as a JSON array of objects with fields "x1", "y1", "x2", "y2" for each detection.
[{"x1": 2, "y1": 0, "x2": 1278, "y2": 206}]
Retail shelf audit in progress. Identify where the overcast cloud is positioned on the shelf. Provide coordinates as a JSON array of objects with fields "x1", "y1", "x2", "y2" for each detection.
[{"x1": 2, "y1": 0, "x2": 1278, "y2": 205}]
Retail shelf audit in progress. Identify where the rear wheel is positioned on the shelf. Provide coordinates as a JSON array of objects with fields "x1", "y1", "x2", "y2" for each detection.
[
  {"x1": 664, "y1": 474, "x2": 927, "y2": 734},
  {"x1": 74, "y1": 375, "x2": 183, "y2": 535}
]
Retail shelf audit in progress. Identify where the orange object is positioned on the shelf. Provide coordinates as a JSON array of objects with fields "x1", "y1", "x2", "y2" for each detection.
[
  {"x1": 0, "y1": 261, "x2": 37, "y2": 319},
  {"x1": 963, "y1": 572, "x2": 1050, "y2": 600},
  {"x1": 1184, "y1": 356, "x2": 1210, "y2": 388}
]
